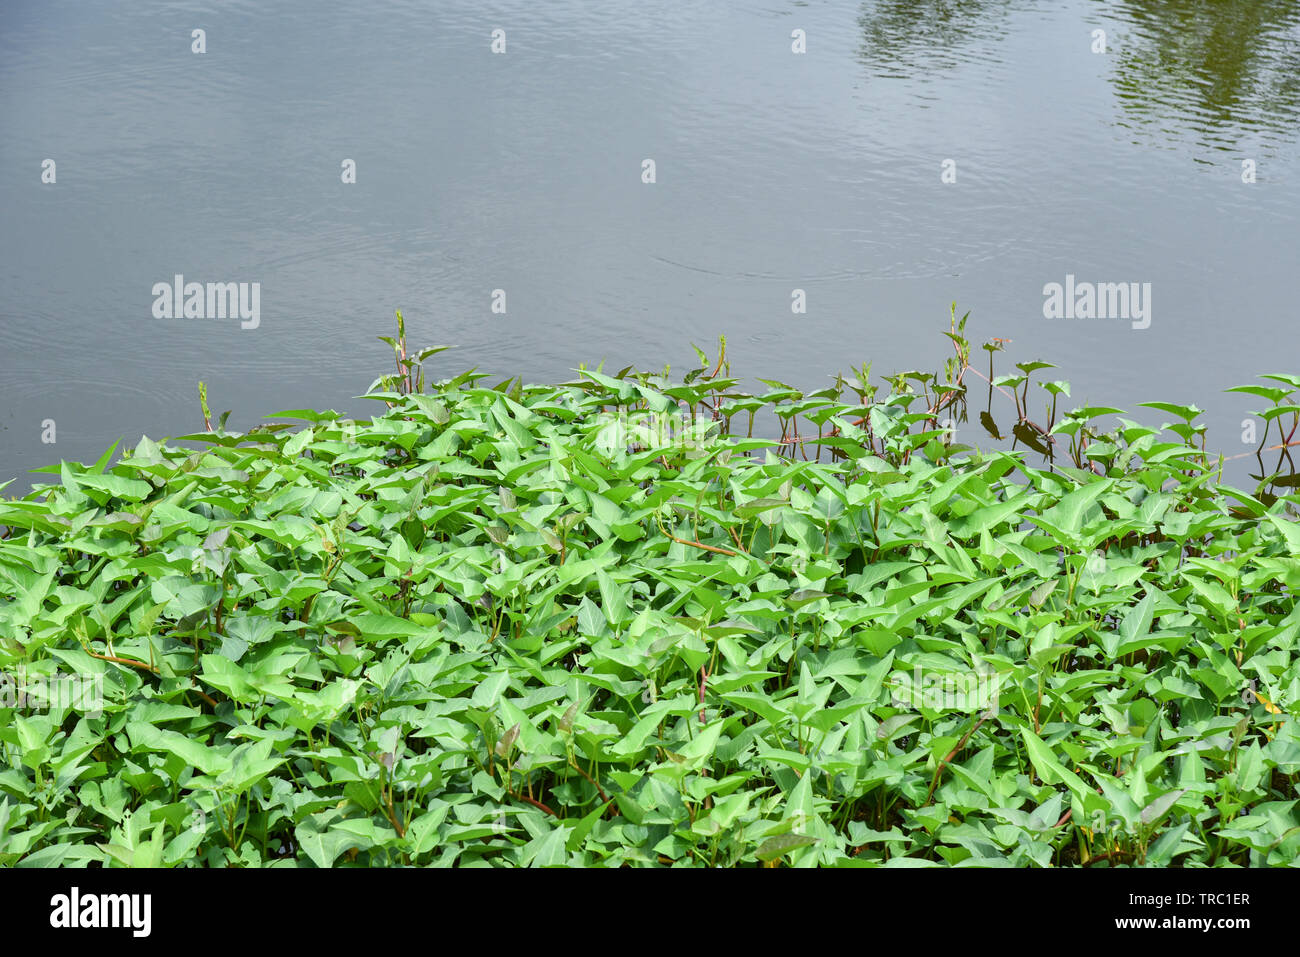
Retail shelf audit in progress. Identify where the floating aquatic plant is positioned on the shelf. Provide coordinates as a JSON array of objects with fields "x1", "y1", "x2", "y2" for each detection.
[{"x1": 0, "y1": 308, "x2": 1297, "y2": 867}]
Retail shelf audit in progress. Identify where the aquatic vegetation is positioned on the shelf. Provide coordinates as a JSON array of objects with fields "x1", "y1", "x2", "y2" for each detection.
[{"x1": 0, "y1": 312, "x2": 1297, "y2": 867}]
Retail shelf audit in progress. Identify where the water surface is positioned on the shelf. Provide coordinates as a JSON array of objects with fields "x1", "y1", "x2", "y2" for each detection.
[{"x1": 2, "y1": 0, "x2": 1297, "y2": 489}]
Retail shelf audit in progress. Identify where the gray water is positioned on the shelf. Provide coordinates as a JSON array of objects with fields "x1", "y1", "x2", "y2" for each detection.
[{"x1": 3, "y1": 0, "x2": 1299, "y2": 491}]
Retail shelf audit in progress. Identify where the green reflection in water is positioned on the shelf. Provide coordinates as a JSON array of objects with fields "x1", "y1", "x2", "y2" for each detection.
[
  {"x1": 854, "y1": 0, "x2": 1300, "y2": 161},
  {"x1": 1109, "y1": 0, "x2": 1300, "y2": 158}
]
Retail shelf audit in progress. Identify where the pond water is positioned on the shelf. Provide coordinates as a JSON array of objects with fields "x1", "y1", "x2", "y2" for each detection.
[{"x1": 2, "y1": 0, "x2": 1298, "y2": 490}]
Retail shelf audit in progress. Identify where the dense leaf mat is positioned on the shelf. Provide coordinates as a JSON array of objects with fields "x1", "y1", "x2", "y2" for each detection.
[{"x1": 1, "y1": 370, "x2": 1299, "y2": 867}]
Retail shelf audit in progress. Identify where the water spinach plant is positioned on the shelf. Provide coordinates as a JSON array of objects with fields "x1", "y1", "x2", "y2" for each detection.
[{"x1": 1, "y1": 312, "x2": 1298, "y2": 867}]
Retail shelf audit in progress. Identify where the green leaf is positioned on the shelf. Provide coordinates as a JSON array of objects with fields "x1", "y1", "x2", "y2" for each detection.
[{"x1": 756, "y1": 832, "x2": 819, "y2": 862}]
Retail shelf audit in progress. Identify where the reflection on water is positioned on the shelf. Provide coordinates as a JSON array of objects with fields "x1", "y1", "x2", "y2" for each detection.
[
  {"x1": 1109, "y1": 0, "x2": 1300, "y2": 158},
  {"x1": 856, "y1": 0, "x2": 1300, "y2": 160},
  {"x1": 856, "y1": 0, "x2": 1019, "y2": 79}
]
